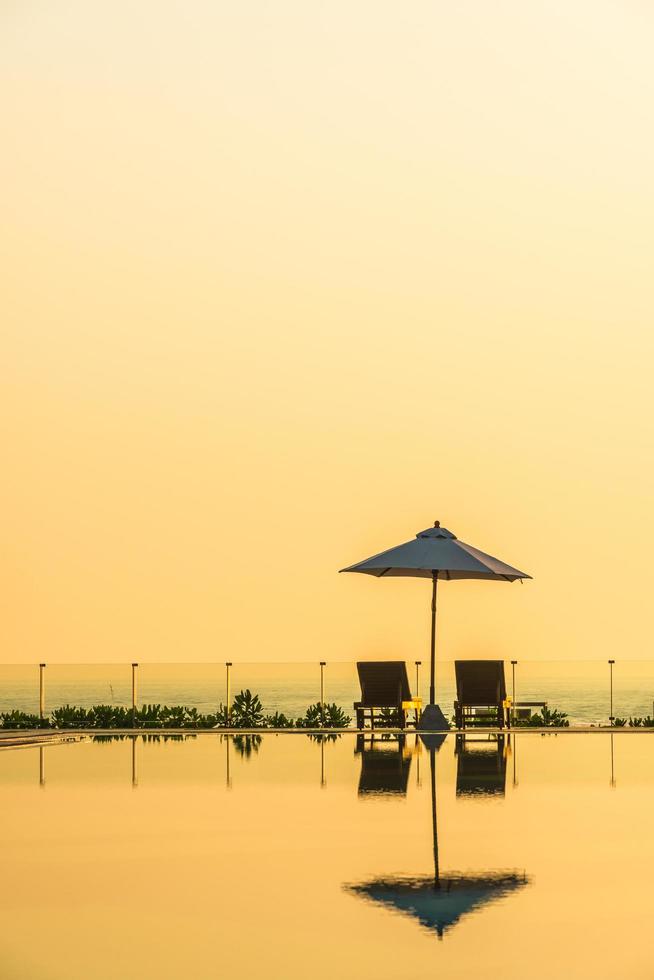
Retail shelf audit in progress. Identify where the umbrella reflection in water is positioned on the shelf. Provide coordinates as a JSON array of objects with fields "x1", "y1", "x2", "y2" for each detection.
[{"x1": 346, "y1": 734, "x2": 529, "y2": 938}]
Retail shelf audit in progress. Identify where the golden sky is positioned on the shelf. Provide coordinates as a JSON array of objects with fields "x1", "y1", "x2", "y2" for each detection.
[{"x1": 2, "y1": 2, "x2": 653, "y2": 664}]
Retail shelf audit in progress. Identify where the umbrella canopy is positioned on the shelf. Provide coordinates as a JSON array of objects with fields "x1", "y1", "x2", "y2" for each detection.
[
  {"x1": 340, "y1": 521, "x2": 529, "y2": 580},
  {"x1": 347, "y1": 872, "x2": 529, "y2": 938},
  {"x1": 340, "y1": 521, "x2": 531, "y2": 725}
]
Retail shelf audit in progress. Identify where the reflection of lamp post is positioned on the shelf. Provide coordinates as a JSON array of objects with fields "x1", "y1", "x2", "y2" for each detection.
[
  {"x1": 320, "y1": 738, "x2": 326, "y2": 788},
  {"x1": 225, "y1": 735, "x2": 232, "y2": 789},
  {"x1": 610, "y1": 732, "x2": 616, "y2": 788},
  {"x1": 132, "y1": 737, "x2": 138, "y2": 788},
  {"x1": 608, "y1": 660, "x2": 615, "y2": 726},
  {"x1": 39, "y1": 746, "x2": 45, "y2": 788},
  {"x1": 39, "y1": 663, "x2": 46, "y2": 720}
]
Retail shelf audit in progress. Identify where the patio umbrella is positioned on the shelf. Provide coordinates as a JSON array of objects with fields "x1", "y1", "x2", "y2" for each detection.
[{"x1": 340, "y1": 521, "x2": 531, "y2": 729}]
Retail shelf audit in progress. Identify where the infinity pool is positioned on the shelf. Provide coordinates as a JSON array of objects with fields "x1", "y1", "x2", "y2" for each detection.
[{"x1": 1, "y1": 732, "x2": 652, "y2": 979}]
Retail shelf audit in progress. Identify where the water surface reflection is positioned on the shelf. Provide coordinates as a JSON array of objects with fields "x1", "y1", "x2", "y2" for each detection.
[{"x1": 2, "y1": 732, "x2": 653, "y2": 979}]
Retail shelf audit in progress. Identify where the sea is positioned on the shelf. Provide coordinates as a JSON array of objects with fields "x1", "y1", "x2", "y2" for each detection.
[{"x1": 2, "y1": 660, "x2": 654, "y2": 726}]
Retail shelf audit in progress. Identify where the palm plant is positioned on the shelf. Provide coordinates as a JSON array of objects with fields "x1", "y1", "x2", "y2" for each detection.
[{"x1": 230, "y1": 690, "x2": 264, "y2": 728}]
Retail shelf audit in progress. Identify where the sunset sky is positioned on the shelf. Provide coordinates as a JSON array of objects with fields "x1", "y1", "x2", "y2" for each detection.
[{"x1": 3, "y1": 1, "x2": 653, "y2": 664}]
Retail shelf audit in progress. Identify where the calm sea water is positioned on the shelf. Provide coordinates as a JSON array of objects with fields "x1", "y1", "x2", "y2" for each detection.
[{"x1": 2, "y1": 662, "x2": 654, "y2": 726}]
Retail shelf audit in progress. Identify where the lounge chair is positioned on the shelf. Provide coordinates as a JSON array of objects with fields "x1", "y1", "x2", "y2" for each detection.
[
  {"x1": 454, "y1": 660, "x2": 509, "y2": 729},
  {"x1": 355, "y1": 733, "x2": 412, "y2": 796},
  {"x1": 354, "y1": 661, "x2": 420, "y2": 730},
  {"x1": 455, "y1": 733, "x2": 507, "y2": 795}
]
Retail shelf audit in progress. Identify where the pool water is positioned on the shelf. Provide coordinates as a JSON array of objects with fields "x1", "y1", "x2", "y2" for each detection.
[{"x1": 1, "y1": 732, "x2": 652, "y2": 979}]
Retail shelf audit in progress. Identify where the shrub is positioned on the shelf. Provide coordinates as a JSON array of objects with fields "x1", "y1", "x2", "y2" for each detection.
[
  {"x1": 298, "y1": 702, "x2": 351, "y2": 728},
  {"x1": 0, "y1": 710, "x2": 50, "y2": 730},
  {"x1": 265, "y1": 711, "x2": 295, "y2": 728},
  {"x1": 613, "y1": 717, "x2": 627, "y2": 727},
  {"x1": 377, "y1": 708, "x2": 402, "y2": 728},
  {"x1": 515, "y1": 705, "x2": 569, "y2": 728},
  {"x1": 51, "y1": 705, "x2": 90, "y2": 728}
]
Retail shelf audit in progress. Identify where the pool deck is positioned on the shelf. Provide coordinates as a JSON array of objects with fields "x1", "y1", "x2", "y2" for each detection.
[{"x1": 1, "y1": 726, "x2": 652, "y2": 747}]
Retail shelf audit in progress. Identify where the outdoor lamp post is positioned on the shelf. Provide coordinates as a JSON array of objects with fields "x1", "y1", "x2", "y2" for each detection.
[
  {"x1": 39, "y1": 663, "x2": 46, "y2": 720},
  {"x1": 608, "y1": 659, "x2": 615, "y2": 726},
  {"x1": 226, "y1": 662, "x2": 232, "y2": 725}
]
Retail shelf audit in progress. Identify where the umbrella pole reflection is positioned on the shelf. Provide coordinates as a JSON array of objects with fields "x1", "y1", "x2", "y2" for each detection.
[
  {"x1": 346, "y1": 733, "x2": 529, "y2": 937},
  {"x1": 430, "y1": 747, "x2": 440, "y2": 888}
]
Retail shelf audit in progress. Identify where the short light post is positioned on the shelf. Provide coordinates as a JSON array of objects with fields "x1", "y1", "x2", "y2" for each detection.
[
  {"x1": 225, "y1": 662, "x2": 232, "y2": 726},
  {"x1": 131, "y1": 663, "x2": 138, "y2": 728},
  {"x1": 320, "y1": 661, "x2": 326, "y2": 725},
  {"x1": 39, "y1": 663, "x2": 46, "y2": 720},
  {"x1": 510, "y1": 660, "x2": 517, "y2": 727},
  {"x1": 608, "y1": 660, "x2": 615, "y2": 726}
]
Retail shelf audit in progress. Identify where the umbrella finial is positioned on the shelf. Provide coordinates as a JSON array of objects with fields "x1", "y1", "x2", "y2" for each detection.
[{"x1": 434, "y1": 520, "x2": 440, "y2": 528}]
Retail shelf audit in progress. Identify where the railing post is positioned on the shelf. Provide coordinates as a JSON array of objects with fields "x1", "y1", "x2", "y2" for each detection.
[
  {"x1": 608, "y1": 659, "x2": 615, "y2": 726},
  {"x1": 131, "y1": 663, "x2": 138, "y2": 727},
  {"x1": 226, "y1": 662, "x2": 232, "y2": 726},
  {"x1": 39, "y1": 663, "x2": 46, "y2": 720}
]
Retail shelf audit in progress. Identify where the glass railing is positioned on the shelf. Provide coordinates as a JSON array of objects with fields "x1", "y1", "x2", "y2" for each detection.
[{"x1": 2, "y1": 659, "x2": 654, "y2": 727}]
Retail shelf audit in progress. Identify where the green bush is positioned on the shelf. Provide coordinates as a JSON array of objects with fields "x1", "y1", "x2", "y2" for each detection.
[
  {"x1": 265, "y1": 711, "x2": 295, "y2": 728},
  {"x1": 515, "y1": 705, "x2": 569, "y2": 728},
  {"x1": 0, "y1": 710, "x2": 50, "y2": 730},
  {"x1": 628, "y1": 716, "x2": 654, "y2": 727},
  {"x1": 51, "y1": 705, "x2": 91, "y2": 728},
  {"x1": 613, "y1": 717, "x2": 627, "y2": 727},
  {"x1": 298, "y1": 702, "x2": 351, "y2": 728}
]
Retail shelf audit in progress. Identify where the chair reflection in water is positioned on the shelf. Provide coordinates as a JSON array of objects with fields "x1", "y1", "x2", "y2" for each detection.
[
  {"x1": 355, "y1": 733, "x2": 412, "y2": 796},
  {"x1": 455, "y1": 733, "x2": 508, "y2": 796}
]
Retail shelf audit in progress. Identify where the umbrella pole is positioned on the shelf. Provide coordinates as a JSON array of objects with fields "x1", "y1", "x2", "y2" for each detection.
[{"x1": 430, "y1": 572, "x2": 438, "y2": 704}]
